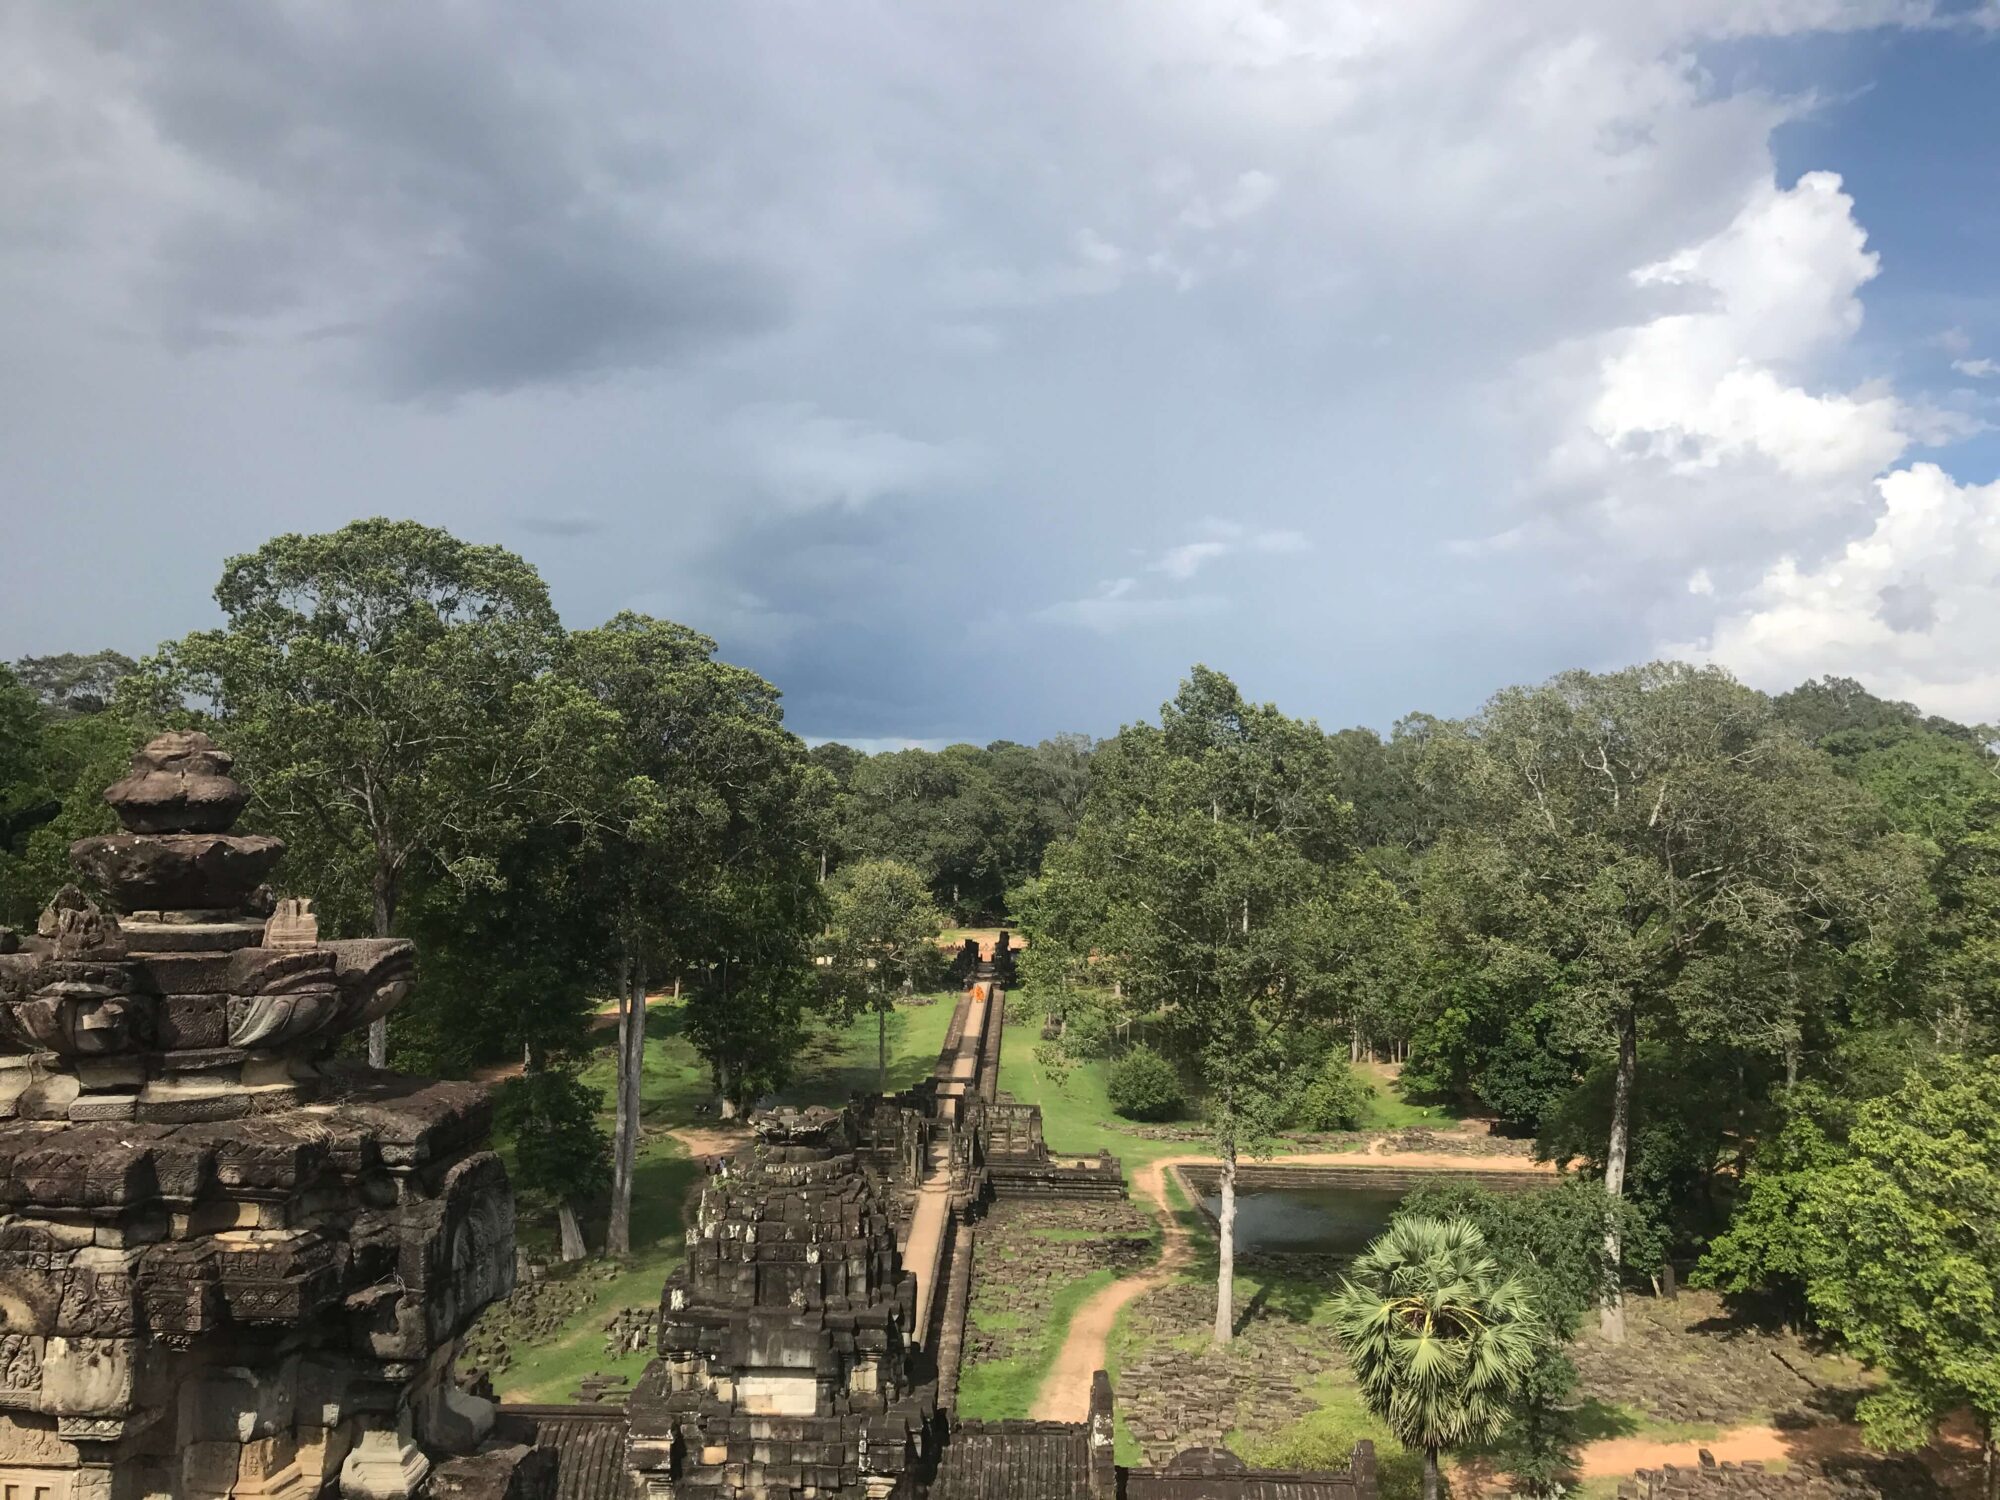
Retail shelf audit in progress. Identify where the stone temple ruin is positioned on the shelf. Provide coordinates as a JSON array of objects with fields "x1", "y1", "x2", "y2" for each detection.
[
  {"x1": 0, "y1": 731, "x2": 1382, "y2": 1498},
  {"x1": 494, "y1": 961, "x2": 1380, "y2": 1500},
  {"x1": 0, "y1": 733, "x2": 519, "y2": 1498},
  {"x1": 625, "y1": 1107, "x2": 936, "y2": 1500}
]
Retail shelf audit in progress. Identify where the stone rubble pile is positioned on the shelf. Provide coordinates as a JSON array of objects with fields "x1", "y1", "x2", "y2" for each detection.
[{"x1": 1617, "y1": 1448, "x2": 1951, "y2": 1499}]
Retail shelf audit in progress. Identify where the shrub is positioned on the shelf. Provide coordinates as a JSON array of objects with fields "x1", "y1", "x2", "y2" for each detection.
[
  {"x1": 1290, "y1": 1054, "x2": 1373, "y2": 1131},
  {"x1": 1107, "y1": 1044, "x2": 1183, "y2": 1121}
]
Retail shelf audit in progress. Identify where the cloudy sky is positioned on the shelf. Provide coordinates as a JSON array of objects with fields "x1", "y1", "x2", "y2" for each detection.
[{"x1": 3, "y1": 2, "x2": 1999, "y2": 745}]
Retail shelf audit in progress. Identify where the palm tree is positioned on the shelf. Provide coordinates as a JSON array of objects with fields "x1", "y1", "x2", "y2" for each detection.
[{"x1": 1329, "y1": 1216, "x2": 1542, "y2": 1500}]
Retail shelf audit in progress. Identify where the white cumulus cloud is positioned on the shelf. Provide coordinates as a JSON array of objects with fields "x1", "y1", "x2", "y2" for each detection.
[
  {"x1": 1540, "y1": 172, "x2": 1908, "y2": 541},
  {"x1": 1681, "y1": 465, "x2": 2000, "y2": 720}
]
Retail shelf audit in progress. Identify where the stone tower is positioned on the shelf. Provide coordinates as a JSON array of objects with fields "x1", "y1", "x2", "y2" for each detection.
[
  {"x1": 0, "y1": 732, "x2": 515, "y2": 1499},
  {"x1": 626, "y1": 1107, "x2": 937, "y2": 1500}
]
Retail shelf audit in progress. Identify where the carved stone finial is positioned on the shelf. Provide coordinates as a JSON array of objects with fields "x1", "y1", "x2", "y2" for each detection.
[
  {"x1": 752, "y1": 1104, "x2": 849, "y2": 1151},
  {"x1": 36, "y1": 884, "x2": 125, "y2": 958},
  {"x1": 103, "y1": 729, "x2": 250, "y2": 834},
  {"x1": 264, "y1": 896, "x2": 320, "y2": 950}
]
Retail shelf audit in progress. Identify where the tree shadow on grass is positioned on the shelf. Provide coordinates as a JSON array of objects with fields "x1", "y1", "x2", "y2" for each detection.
[
  {"x1": 1570, "y1": 1398, "x2": 1643, "y2": 1442},
  {"x1": 1246, "y1": 1265, "x2": 1339, "y2": 1325},
  {"x1": 629, "y1": 1144, "x2": 708, "y2": 1251}
]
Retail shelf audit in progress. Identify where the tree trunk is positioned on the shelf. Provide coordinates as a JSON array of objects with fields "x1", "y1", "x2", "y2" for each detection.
[
  {"x1": 717, "y1": 1060, "x2": 738, "y2": 1120},
  {"x1": 877, "y1": 1002, "x2": 888, "y2": 1095},
  {"x1": 1213, "y1": 1139, "x2": 1237, "y2": 1345},
  {"x1": 608, "y1": 968, "x2": 632, "y2": 1248},
  {"x1": 1600, "y1": 1002, "x2": 1637, "y2": 1342},
  {"x1": 557, "y1": 1200, "x2": 587, "y2": 1262},
  {"x1": 1422, "y1": 1447, "x2": 1441, "y2": 1500},
  {"x1": 608, "y1": 960, "x2": 646, "y2": 1257},
  {"x1": 1349, "y1": 1024, "x2": 1362, "y2": 1065},
  {"x1": 625, "y1": 965, "x2": 646, "y2": 1182},
  {"x1": 607, "y1": 969, "x2": 632, "y2": 1257},
  {"x1": 367, "y1": 867, "x2": 396, "y2": 1069}
]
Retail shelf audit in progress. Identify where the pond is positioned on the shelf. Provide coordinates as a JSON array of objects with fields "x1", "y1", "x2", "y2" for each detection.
[{"x1": 1196, "y1": 1183, "x2": 1407, "y2": 1257}]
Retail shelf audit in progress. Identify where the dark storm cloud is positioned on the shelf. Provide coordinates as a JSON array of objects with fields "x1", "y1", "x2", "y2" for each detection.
[
  {"x1": 370, "y1": 224, "x2": 784, "y2": 399},
  {"x1": 60, "y1": 3, "x2": 790, "y2": 397}
]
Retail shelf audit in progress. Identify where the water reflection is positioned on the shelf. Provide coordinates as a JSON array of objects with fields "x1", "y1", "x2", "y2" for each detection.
[{"x1": 1198, "y1": 1186, "x2": 1406, "y2": 1256}]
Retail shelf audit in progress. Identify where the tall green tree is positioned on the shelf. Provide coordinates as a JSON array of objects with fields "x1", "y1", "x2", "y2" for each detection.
[
  {"x1": 1796, "y1": 1056, "x2": 2000, "y2": 1494},
  {"x1": 394, "y1": 823, "x2": 606, "y2": 1077},
  {"x1": 1033, "y1": 666, "x2": 1400, "y2": 1342},
  {"x1": 12, "y1": 651, "x2": 137, "y2": 718},
  {"x1": 1330, "y1": 1216, "x2": 1541, "y2": 1500},
  {"x1": 821, "y1": 736, "x2": 1092, "y2": 920},
  {"x1": 820, "y1": 859, "x2": 947, "y2": 1092},
  {"x1": 139, "y1": 519, "x2": 613, "y2": 1066},
  {"x1": 567, "y1": 612, "x2": 825, "y2": 1254},
  {"x1": 1693, "y1": 1023, "x2": 1939, "y2": 1322},
  {"x1": 807, "y1": 740, "x2": 866, "y2": 880},
  {"x1": 495, "y1": 1061, "x2": 613, "y2": 1262},
  {"x1": 0, "y1": 665, "x2": 55, "y2": 912},
  {"x1": 677, "y1": 748, "x2": 831, "y2": 1118},
  {"x1": 0, "y1": 661, "x2": 151, "y2": 928},
  {"x1": 1417, "y1": 664, "x2": 1923, "y2": 1337},
  {"x1": 1821, "y1": 725, "x2": 2000, "y2": 1048},
  {"x1": 839, "y1": 746, "x2": 1006, "y2": 918}
]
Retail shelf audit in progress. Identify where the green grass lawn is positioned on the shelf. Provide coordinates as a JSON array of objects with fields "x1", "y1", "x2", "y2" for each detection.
[
  {"x1": 774, "y1": 994, "x2": 959, "y2": 1107},
  {"x1": 1352, "y1": 1061, "x2": 1458, "y2": 1129},
  {"x1": 1234, "y1": 1368, "x2": 1425, "y2": 1500},
  {"x1": 955, "y1": 1267, "x2": 1116, "y2": 1420},
  {"x1": 994, "y1": 1034, "x2": 1184, "y2": 1183},
  {"x1": 498, "y1": 1132, "x2": 706, "y2": 1402},
  {"x1": 567, "y1": 990, "x2": 960, "y2": 1124},
  {"x1": 995, "y1": 1036, "x2": 1458, "y2": 1181}
]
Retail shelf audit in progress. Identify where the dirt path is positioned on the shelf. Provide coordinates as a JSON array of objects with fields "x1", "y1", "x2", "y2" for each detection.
[
  {"x1": 1457, "y1": 1414, "x2": 1985, "y2": 1497},
  {"x1": 1027, "y1": 1146, "x2": 1554, "y2": 1422},
  {"x1": 667, "y1": 1124, "x2": 751, "y2": 1159},
  {"x1": 1447, "y1": 1424, "x2": 1829, "y2": 1499}
]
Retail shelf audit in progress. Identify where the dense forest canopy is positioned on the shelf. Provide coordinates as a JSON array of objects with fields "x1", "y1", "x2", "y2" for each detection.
[{"x1": 5, "y1": 518, "x2": 1999, "y2": 1466}]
